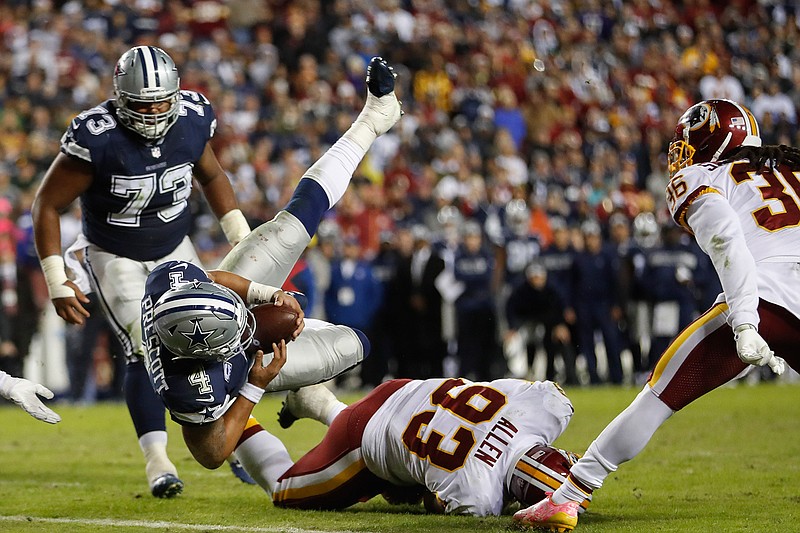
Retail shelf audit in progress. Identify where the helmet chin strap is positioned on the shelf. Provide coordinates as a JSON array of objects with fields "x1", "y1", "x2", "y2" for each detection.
[{"x1": 712, "y1": 132, "x2": 733, "y2": 162}]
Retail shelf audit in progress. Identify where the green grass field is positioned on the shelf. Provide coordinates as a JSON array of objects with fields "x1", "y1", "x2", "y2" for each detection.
[{"x1": 1, "y1": 381, "x2": 799, "y2": 533}]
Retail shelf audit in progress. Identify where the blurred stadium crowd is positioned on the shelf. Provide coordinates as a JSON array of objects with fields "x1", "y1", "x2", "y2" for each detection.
[{"x1": 0, "y1": 0, "x2": 798, "y2": 399}]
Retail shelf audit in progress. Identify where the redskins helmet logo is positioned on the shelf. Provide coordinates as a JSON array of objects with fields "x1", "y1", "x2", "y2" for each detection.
[
  {"x1": 684, "y1": 102, "x2": 720, "y2": 131},
  {"x1": 679, "y1": 102, "x2": 720, "y2": 144}
]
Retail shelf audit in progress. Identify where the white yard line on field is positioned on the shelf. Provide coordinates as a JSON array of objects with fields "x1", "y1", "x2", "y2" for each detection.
[{"x1": 0, "y1": 515, "x2": 359, "y2": 533}]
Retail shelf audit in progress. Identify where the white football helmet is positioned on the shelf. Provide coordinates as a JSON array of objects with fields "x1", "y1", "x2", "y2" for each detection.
[
  {"x1": 153, "y1": 281, "x2": 255, "y2": 361},
  {"x1": 113, "y1": 46, "x2": 181, "y2": 139}
]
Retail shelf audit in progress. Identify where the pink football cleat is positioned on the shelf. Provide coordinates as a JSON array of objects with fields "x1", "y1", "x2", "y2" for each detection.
[{"x1": 513, "y1": 492, "x2": 579, "y2": 532}]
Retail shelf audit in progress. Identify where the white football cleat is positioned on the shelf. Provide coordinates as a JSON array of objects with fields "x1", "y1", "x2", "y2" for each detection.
[{"x1": 356, "y1": 56, "x2": 402, "y2": 137}]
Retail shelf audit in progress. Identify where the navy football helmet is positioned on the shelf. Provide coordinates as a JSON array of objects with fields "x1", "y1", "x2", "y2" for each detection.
[
  {"x1": 113, "y1": 46, "x2": 181, "y2": 139},
  {"x1": 153, "y1": 281, "x2": 255, "y2": 361}
]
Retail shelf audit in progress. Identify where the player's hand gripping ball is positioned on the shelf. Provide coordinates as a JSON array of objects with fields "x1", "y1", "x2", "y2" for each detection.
[{"x1": 250, "y1": 303, "x2": 299, "y2": 352}]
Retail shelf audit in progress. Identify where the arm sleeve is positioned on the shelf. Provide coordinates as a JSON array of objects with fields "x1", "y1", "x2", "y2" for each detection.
[{"x1": 684, "y1": 193, "x2": 760, "y2": 328}]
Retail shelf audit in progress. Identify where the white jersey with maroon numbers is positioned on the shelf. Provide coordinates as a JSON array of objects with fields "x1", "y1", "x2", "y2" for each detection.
[
  {"x1": 361, "y1": 378, "x2": 573, "y2": 516},
  {"x1": 667, "y1": 159, "x2": 800, "y2": 324}
]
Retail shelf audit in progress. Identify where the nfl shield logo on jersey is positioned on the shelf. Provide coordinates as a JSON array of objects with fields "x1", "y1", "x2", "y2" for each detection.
[{"x1": 151, "y1": 146, "x2": 161, "y2": 158}]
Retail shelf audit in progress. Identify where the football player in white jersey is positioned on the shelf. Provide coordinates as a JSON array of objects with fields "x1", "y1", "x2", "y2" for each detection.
[
  {"x1": 230, "y1": 378, "x2": 591, "y2": 517},
  {"x1": 517, "y1": 99, "x2": 797, "y2": 531}
]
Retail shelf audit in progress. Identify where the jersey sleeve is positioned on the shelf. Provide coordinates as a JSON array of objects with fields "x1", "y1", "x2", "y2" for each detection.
[
  {"x1": 684, "y1": 193, "x2": 760, "y2": 328},
  {"x1": 161, "y1": 360, "x2": 235, "y2": 426},
  {"x1": 60, "y1": 104, "x2": 116, "y2": 163},
  {"x1": 666, "y1": 165, "x2": 723, "y2": 231},
  {"x1": 443, "y1": 485, "x2": 500, "y2": 516},
  {"x1": 179, "y1": 91, "x2": 217, "y2": 143}
]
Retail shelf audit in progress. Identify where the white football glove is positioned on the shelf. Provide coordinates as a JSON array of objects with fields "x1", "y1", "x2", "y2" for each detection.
[
  {"x1": 0, "y1": 373, "x2": 61, "y2": 424},
  {"x1": 733, "y1": 324, "x2": 785, "y2": 376}
]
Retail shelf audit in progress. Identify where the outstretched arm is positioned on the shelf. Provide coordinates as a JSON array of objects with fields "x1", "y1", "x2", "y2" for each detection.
[
  {"x1": 208, "y1": 270, "x2": 305, "y2": 339},
  {"x1": 0, "y1": 371, "x2": 61, "y2": 424},
  {"x1": 182, "y1": 342, "x2": 287, "y2": 469}
]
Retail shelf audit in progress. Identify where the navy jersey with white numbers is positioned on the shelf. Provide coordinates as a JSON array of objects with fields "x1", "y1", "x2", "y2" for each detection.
[
  {"x1": 141, "y1": 260, "x2": 251, "y2": 426},
  {"x1": 61, "y1": 91, "x2": 217, "y2": 261}
]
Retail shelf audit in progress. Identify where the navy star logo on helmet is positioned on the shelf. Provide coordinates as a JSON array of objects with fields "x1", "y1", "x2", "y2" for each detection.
[{"x1": 181, "y1": 318, "x2": 216, "y2": 350}]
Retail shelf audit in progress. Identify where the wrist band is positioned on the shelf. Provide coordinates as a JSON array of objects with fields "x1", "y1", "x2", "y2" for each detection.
[
  {"x1": 246, "y1": 282, "x2": 280, "y2": 305},
  {"x1": 220, "y1": 209, "x2": 250, "y2": 246},
  {"x1": 239, "y1": 382, "x2": 265, "y2": 404},
  {"x1": 40, "y1": 255, "x2": 75, "y2": 299}
]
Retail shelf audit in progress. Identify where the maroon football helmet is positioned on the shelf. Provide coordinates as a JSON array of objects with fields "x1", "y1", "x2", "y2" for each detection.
[
  {"x1": 668, "y1": 99, "x2": 761, "y2": 177},
  {"x1": 508, "y1": 444, "x2": 591, "y2": 514}
]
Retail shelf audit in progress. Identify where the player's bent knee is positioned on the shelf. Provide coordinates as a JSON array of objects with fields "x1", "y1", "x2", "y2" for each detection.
[
  {"x1": 274, "y1": 211, "x2": 308, "y2": 249},
  {"x1": 334, "y1": 330, "x2": 363, "y2": 360}
]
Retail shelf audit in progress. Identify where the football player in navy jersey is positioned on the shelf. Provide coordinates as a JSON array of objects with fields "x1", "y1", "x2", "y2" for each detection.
[
  {"x1": 32, "y1": 46, "x2": 252, "y2": 498},
  {"x1": 141, "y1": 57, "x2": 402, "y2": 475}
]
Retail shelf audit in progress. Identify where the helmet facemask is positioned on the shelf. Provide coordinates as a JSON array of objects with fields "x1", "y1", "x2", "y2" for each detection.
[
  {"x1": 113, "y1": 46, "x2": 181, "y2": 140},
  {"x1": 667, "y1": 137, "x2": 696, "y2": 178}
]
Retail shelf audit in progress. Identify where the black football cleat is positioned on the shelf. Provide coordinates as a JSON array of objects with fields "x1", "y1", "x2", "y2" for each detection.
[
  {"x1": 151, "y1": 473, "x2": 184, "y2": 498},
  {"x1": 366, "y1": 56, "x2": 396, "y2": 97},
  {"x1": 277, "y1": 392, "x2": 299, "y2": 429}
]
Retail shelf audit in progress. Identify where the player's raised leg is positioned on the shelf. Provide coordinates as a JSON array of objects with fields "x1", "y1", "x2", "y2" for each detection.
[
  {"x1": 218, "y1": 56, "x2": 401, "y2": 287},
  {"x1": 261, "y1": 318, "x2": 371, "y2": 393}
]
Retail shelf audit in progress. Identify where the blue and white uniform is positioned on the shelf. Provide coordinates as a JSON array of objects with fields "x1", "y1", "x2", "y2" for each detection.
[
  {"x1": 142, "y1": 205, "x2": 373, "y2": 426},
  {"x1": 62, "y1": 91, "x2": 217, "y2": 359},
  {"x1": 63, "y1": 91, "x2": 215, "y2": 261},
  {"x1": 142, "y1": 260, "x2": 250, "y2": 426}
]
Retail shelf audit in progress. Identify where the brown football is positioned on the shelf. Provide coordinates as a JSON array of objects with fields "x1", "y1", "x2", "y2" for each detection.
[{"x1": 250, "y1": 302, "x2": 299, "y2": 351}]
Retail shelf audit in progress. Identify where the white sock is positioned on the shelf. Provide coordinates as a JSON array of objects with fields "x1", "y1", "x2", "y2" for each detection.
[
  {"x1": 302, "y1": 136, "x2": 368, "y2": 209},
  {"x1": 565, "y1": 385, "x2": 674, "y2": 496},
  {"x1": 324, "y1": 401, "x2": 347, "y2": 426},
  {"x1": 300, "y1": 88, "x2": 400, "y2": 208},
  {"x1": 236, "y1": 425, "x2": 294, "y2": 495},
  {"x1": 139, "y1": 430, "x2": 177, "y2": 484},
  {"x1": 551, "y1": 476, "x2": 592, "y2": 505}
]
